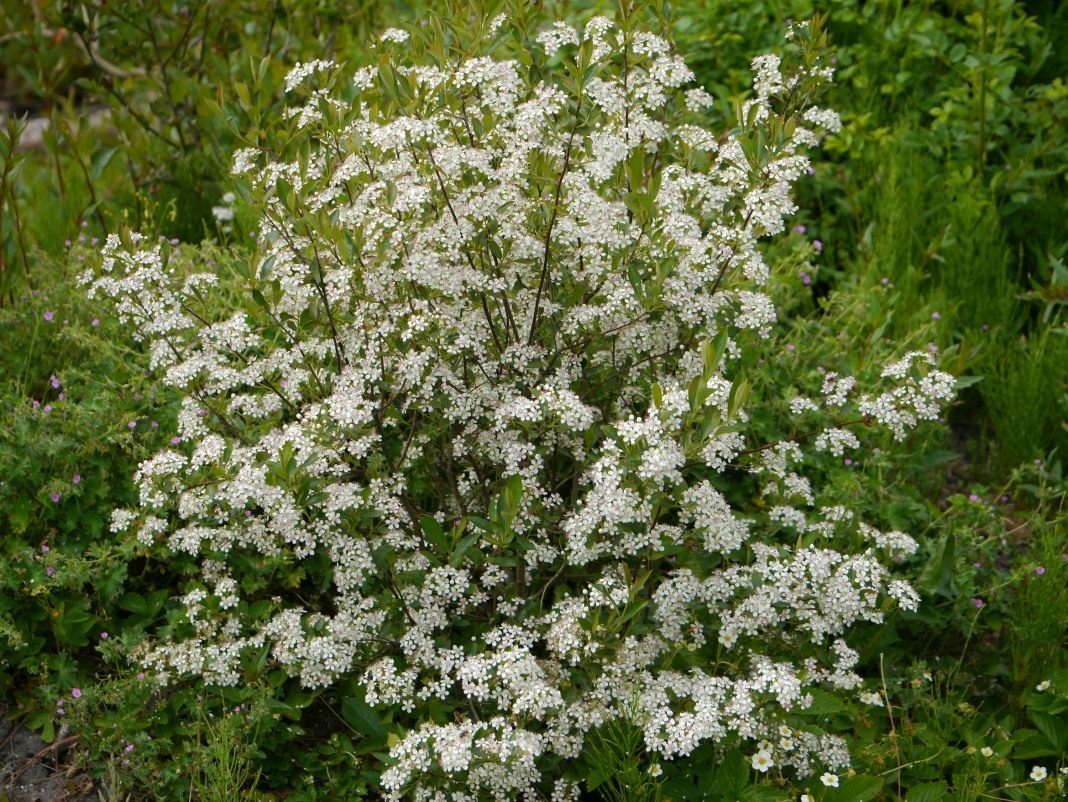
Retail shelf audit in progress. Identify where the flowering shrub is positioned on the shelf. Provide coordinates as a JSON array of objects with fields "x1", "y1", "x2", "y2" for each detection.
[{"x1": 82, "y1": 6, "x2": 955, "y2": 798}]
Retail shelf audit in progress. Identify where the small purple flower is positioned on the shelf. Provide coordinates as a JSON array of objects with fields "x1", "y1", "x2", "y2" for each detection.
[
  {"x1": 170, "y1": 238, "x2": 179, "y2": 246},
  {"x1": 50, "y1": 492, "x2": 60, "y2": 503},
  {"x1": 197, "y1": 408, "x2": 208, "y2": 417},
  {"x1": 46, "y1": 566, "x2": 55, "y2": 576},
  {"x1": 43, "y1": 310, "x2": 54, "y2": 322},
  {"x1": 71, "y1": 688, "x2": 82, "y2": 699},
  {"x1": 800, "y1": 272, "x2": 812, "y2": 286},
  {"x1": 844, "y1": 458, "x2": 853, "y2": 466},
  {"x1": 170, "y1": 436, "x2": 182, "y2": 446},
  {"x1": 80, "y1": 220, "x2": 88, "y2": 229},
  {"x1": 57, "y1": 392, "x2": 66, "y2": 401},
  {"x1": 793, "y1": 224, "x2": 807, "y2": 235},
  {"x1": 969, "y1": 493, "x2": 979, "y2": 502},
  {"x1": 279, "y1": 379, "x2": 288, "y2": 388},
  {"x1": 100, "y1": 631, "x2": 109, "y2": 640},
  {"x1": 50, "y1": 374, "x2": 61, "y2": 389},
  {"x1": 43, "y1": 404, "x2": 52, "y2": 414},
  {"x1": 64, "y1": 239, "x2": 72, "y2": 248},
  {"x1": 881, "y1": 277, "x2": 889, "y2": 286},
  {"x1": 78, "y1": 234, "x2": 86, "y2": 244},
  {"x1": 91, "y1": 318, "x2": 100, "y2": 327},
  {"x1": 124, "y1": 743, "x2": 135, "y2": 753},
  {"x1": 244, "y1": 509, "x2": 253, "y2": 517},
  {"x1": 32, "y1": 400, "x2": 40, "y2": 410},
  {"x1": 91, "y1": 237, "x2": 99, "y2": 246},
  {"x1": 786, "y1": 343, "x2": 796, "y2": 352},
  {"x1": 41, "y1": 544, "x2": 49, "y2": 553},
  {"x1": 127, "y1": 420, "x2": 137, "y2": 430},
  {"x1": 970, "y1": 597, "x2": 985, "y2": 609},
  {"x1": 812, "y1": 239, "x2": 823, "y2": 253},
  {"x1": 150, "y1": 420, "x2": 159, "y2": 429},
  {"x1": 974, "y1": 561, "x2": 983, "y2": 570},
  {"x1": 137, "y1": 672, "x2": 145, "y2": 681},
  {"x1": 931, "y1": 312, "x2": 941, "y2": 320},
  {"x1": 1035, "y1": 566, "x2": 1046, "y2": 576},
  {"x1": 72, "y1": 474, "x2": 81, "y2": 484}
]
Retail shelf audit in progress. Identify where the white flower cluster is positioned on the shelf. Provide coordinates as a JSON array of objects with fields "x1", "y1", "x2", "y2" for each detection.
[{"x1": 83, "y1": 11, "x2": 952, "y2": 800}]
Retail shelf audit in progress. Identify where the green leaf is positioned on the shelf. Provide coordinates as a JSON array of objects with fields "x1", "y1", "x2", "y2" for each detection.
[
  {"x1": 661, "y1": 777, "x2": 702, "y2": 801},
  {"x1": 419, "y1": 515, "x2": 448, "y2": 551},
  {"x1": 342, "y1": 691, "x2": 387, "y2": 740},
  {"x1": 953, "y1": 375, "x2": 982, "y2": 390},
  {"x1": 585, "y1": 762, "x2": 613, "y2": 791},
  {"x1": 118, "y1": 592, "x2": 147, "y2": 615},
  {"x1": 623, "y1": 191, "x2": 653, "y2": 224},
  {"x1": 712, "y1": 749, "x2": 747, "y2": 797},
  {"x1": 625, "y1": 147, "x2": 644, "y2": 190},
  {"x1": 502, "y1": 474, "x2": 523, "y2": 514},
  {"x1": 916, "y1": 533, "x2": 956, "y2": 597},
  {"x1": 799, "y1": 689, "x2": 847, "y2": 715},
  {"x1": 450, "y1": 529, "x2": 482, "y2": 566},
  {"x1": 753, "y1": 788, "x2": 791, "y2": 802},
  {"x1": 628, "y1": 262, "x2": 645, "y2": 302},
  {"x1": 911, "y1": 449, "x2": 960, "y2": 470},
  {"x1": 1011, "y1": 728, "x2": 1058, "y2": 759},
  {"x1": 1029, "y1": 710, "x2": 1068, "y2": 751},
  {"x1": 828, "y1": 775, "x2": 882, "y2": 802},
  {"x1": 89, "y1": 147, "x2": 119, "y2": 182},
  {"x1": 728, "y1": 378, "x2": 750, "y2": 417},
  {"x1": 9, "y1": 498, "x2": 31, "y2": 533},
  {"x1": 906, "y1": 781, "x2": 948, "y2": 802},
  {"x1": 701, "y1": 330, "x2": 729, "y2": 376},
  {"x1": 51, "y1": 599, "x2": 96, "y2": 647}
]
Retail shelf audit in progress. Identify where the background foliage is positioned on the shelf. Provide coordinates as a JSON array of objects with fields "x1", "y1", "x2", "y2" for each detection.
[{"x1": 0, "y1": 0, "x2": 1064, "y2": 799}]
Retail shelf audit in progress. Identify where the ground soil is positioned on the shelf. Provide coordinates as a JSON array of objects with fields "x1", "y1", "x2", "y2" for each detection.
[{"x1": 0, "y1": 715, "x2": 96, "y2": 802}]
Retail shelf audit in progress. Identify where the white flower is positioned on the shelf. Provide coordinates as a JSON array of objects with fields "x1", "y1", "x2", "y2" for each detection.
[
  {"x1": 1030, "y1": 766, "x2": 1048, "y2": 782},
  {"x1": 1036, "y1": 680, "x2": 1051, "y2": 691},
  {"x1": 820, "y1": 773, "x2": 839, "y2": 788},
  {"x1": 649, "y1": 763, "x2": 663, "y2": 777},
  {"x1": 980, "y1": 746, "x2": 993, "y2": 757},
  {"x1": 801, "y1": 795, "x2": 813, "y2": 802},
  {"x1": 858, "y1": 691, "x2": 884, "y2": 706},
  {"x1": 211, "y1": 205, "x2": 235, "y2": 222},
  {"x1": 379, "y1": 28, "x2": 409, "y2": 44},
  {"x1": 752, "y1": 750, "x2": 774, "y2": 773}
]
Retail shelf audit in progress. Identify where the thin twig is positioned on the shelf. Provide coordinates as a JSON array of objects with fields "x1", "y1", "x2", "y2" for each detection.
[{"x1": 879, "y1": 653, "x2": 903, "y2": 800}]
